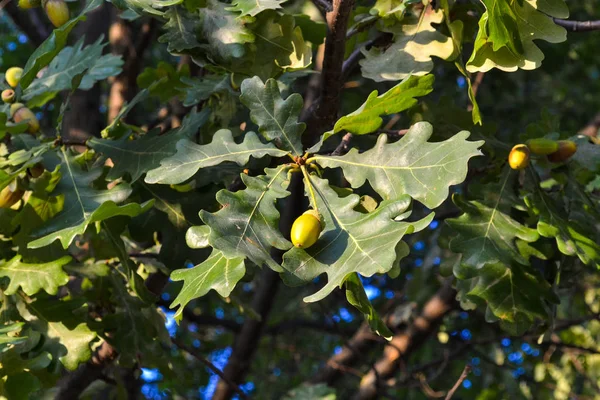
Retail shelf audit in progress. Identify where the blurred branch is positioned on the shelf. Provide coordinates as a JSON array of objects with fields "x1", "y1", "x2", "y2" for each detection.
[
  {"x1": 172, "y1": 337, "x2": 249, "y2": 400},
  {"x1": 444, "y1": 364, "x2": 471, "y2": 400},
  {"x1": 353, "y1": 282, "x2": 457, "y2": 400},
  {"x1": 553, "y1": 18, "x2": 600, "y2": 32},
  {"x1": 311, "y1": 282, "x2": 457, "y2": 397},
  {"x1": 470, "y1": 72, "x2": 485, "y2": 98},
  {"x1": 579, "y1": 112, "x2": 600, "y2": 137}
]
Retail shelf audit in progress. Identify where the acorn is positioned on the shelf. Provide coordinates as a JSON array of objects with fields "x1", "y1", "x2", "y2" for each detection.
[
  {"x1": 547, "y1": 140, "x2": 577, "y2": 163},
  {"x1": 5, "y1": 67, "x2": 23, "y2": 88},
  {"x1": 43, "y1": 0, "x2": 69, "y2": 28},
  {"x1": 526, "y1": 138, "x2": 559, "y2": 155},
  {"x1": 1, "y1": 89, "x2": 15, "y2": 104},
  {"x1": 508, "y1": 144, "x2": 530, "y2": 170},
  {"x1": 18, "y1": 0, "x2": 41, "y2": 8},
  {"x1": 10, "y1": 103, "x2": 40, "y2": 134},
  {"x1": 0, "y1": 182, "x2": 24, "y2": 209},
  {"x1": 291, "y1": 210, "x2": 322, "y2": 249}
]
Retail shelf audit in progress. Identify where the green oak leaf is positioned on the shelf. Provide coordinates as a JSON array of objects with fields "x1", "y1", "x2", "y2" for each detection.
[
  {"x1": 219, "y1": 12, "x2": 311, "y2": 80},
  {"x1": 360, "y1": 8, "x2": 454, "y2": 82},
  {"x1": 447, "y1": 169, "x2": 539, "y2": 269},
  {"x1": 158, "y1": 7, "x2": 201, "y2": 52},
  {"x1": 4, "y1": 372, "x2": 41, "y2": 400},
  {"x1": 120, "y1": 0, "x2": 182, "y2": 16},
  {"x1": 282, "y1": 175, "x2": 433, "y2": 302},
  {"x1": 181, "y1": 75, "x2": 233, "y2": 106},
  {"x1": 0, "y1": 323, "x2": 27, "y2": 352},
  {"x1": 145, "y1": 129, "x2": 287, "y2": 185},
  {"x1": 0, "y1": 146, "x2": 50, "y2": 192},
  {"x1": 24, "y1": 299, "x2": 96, "y2": 371},
  {"x1": 101, "y1": 83, "x2": 159, "y2": 138},
  {"x1": 240, "y1": 76, "x2": 306, "y2": 156},
  {"x1": 466, "y1": 0, "x2": 567, "y2": 72},
  {"x1": 19, "y1": 0, "x2": 104, "y2": 89},
  {"x1": 136, "y1": 62, "x2": 191, "y2": 102},
  {"x1": 28, "y1": 148, "x2": 153, "y2": 249},
  {"x1": 312, "y1": 122, "x2": 484, "y2": 208},
  {"x1": 283, "y1": 383, "x2": 336, "y2": 400},
  {"x1": 89, "y1": 108, "x2": 210, "y2": 182},
  {"x1": 0, "y1": 255, "x2": 71, "y2": 296},
  {"x1": 525, "y1": 170, "x2": 600, "y2": 267},
  {"x1": 169, "y1": 248, "x2": 245, "y2": 318},
  {"x1": 371, "y1": 0, "x2": 408, "y2": 20},
  {"x1": 319, "y1": 75, "x2": 434, "y2": 146},
  {"x1": 102, "y1": 219, "x2": 156, "y2": 303},
  {"x1": 200, "y1": 166, "x2": 292, "y2": 270},
  {"x1": 454, "y1": 261, "x2": 558, "y2": 335},
  {"x1": 23, "y1": 37, "x2": 123, "y2": 108},
  {"x1": 102, "y1": 274, "x2": 168, "y2": 362},
  {"x1": 198, "y1": 0, "x2": 255, "y2": 59},
  {"x1": 345, "y1": 273, "x2": 392, "y2": 339},
  {"x1": 226, "y1": 0, "x2": 286, "y2": 16}
]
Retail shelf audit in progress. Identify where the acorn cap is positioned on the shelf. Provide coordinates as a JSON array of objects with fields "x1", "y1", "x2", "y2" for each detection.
[
  {"x1": 18, "y1": 0, "x2": 41, "y2": 8},
  {"x1": 10, "y1": 103, "x2": 25, "y2": 117},
  {"x1": 1, "y1": 89, "x2": 15, "y2": 104}
]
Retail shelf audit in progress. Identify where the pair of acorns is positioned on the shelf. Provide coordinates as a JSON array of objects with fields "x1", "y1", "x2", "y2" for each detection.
[
  {"x1": 18, "y1": 0, "x2": 69, "y2": 28},
  {"x1": 508, "y1": 139, "x2": 577, "y2": 170},
  {"x1": 2, "y1": 67, "x2": 40, "y2": 134}
]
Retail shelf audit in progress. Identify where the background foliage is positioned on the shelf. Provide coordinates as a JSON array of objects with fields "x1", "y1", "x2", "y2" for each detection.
[{"x1": 0, "y1": 0, "x2": 599, "y2": 399}]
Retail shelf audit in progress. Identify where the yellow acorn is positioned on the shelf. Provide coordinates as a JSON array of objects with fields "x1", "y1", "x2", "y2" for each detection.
[
  {"x1": 508, "y1": 144, "x2": 530, "y2": 170},
  {"x1": 44, "y1": 0, "x2": 69, "y2": 28},
  {"x1": 0, "y1": 182, "x2": 24, "y2": 209},
  {"x1": 547, "y1": 140, "x2": 577, "y2": 163},
  {"x1": 11, "y1": 103, "x2": 40, "y2": 134},
  {"x1": 18, "y1": 0, "x2": 41, "y2": 8},
  {"x1": 5, "y1": 67, "x2": 23, "y2": 88},
  {"x1": 1, "y1": 89, "x2": 15, "y2": 104},
  {"x1": 291, "y1": 210, "x2": 322, "y2": 249},
  {"x1": 526, "y1": 138, "x2": 559, "y2": 155}
]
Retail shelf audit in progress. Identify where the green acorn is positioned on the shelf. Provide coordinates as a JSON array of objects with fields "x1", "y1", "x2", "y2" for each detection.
[
  {"x1": 11, "y1": 103, "x2": 40, "y2": 134},
  {"x1": 5, "y1": 67, "x2": 23, "y2": 88},
  {"x1": 18, "y1": 0, "x2": 41, "y2": 8},
  {"x1": 43, "y1": 0, "x2": 69, "y2": 28}
]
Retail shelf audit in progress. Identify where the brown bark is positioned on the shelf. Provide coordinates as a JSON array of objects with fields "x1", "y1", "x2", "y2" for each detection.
[
  {"x1": 61, "y1": 3, "x2": 111, "y2": 141},
  {"x1": 108, "y1": 13, "x2": 156, "y2": 124},
  {"x1": 302, "y1": 0, "x2": 355, "y2": 145}
]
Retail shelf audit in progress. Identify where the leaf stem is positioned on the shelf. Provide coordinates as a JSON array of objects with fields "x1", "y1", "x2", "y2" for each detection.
[{"x1": 300, "y1": 165, "x2": 319, "y2": 214}]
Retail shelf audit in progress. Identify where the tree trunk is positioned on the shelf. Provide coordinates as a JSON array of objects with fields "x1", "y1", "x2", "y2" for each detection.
[{"x1": 61, "y1": 3, "x2": 111, "y2": 141}]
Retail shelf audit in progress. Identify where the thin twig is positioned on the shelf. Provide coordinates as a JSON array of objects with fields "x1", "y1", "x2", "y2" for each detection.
[
  {"x1": 346, "y1": 17, "x2": 378, "y2": 39},
  {"x1": 554, "y1": 18, "x2": 600, "y2": 32},
  {"x1": 331, "y1": 132, "x2": 353, "y2": 156},
  {"x1": 172, "y1": 337, "x2": 249, "y2": 400},
  {"x1": 470, "y1": 72, "x2": 485, "y2": 98},
  {"x1": 444, "y1": 364, "x2": 471, "y2": 400},
  {"x1": 311, "y1": 0, "x2": 332, "y2": 11}
]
